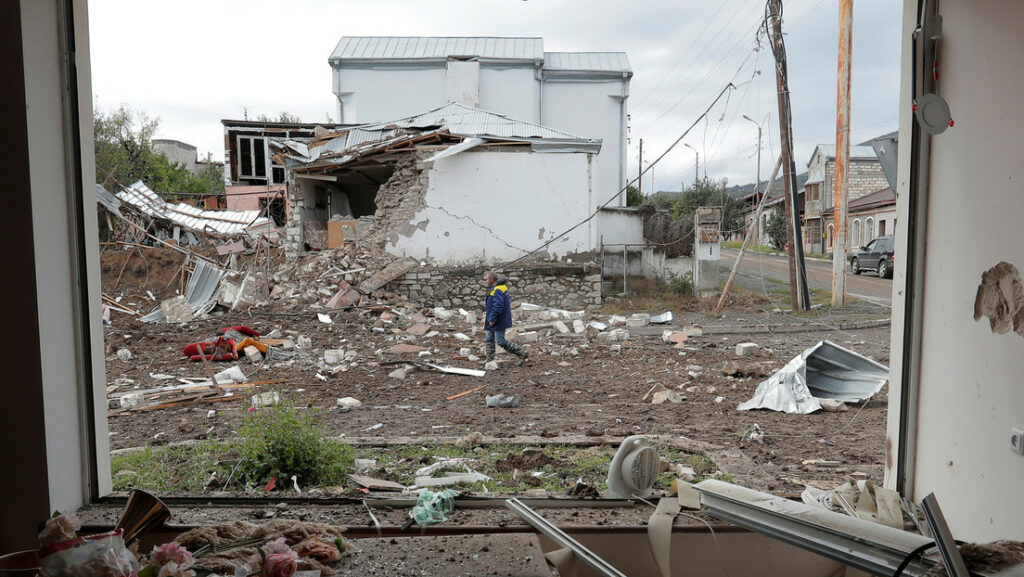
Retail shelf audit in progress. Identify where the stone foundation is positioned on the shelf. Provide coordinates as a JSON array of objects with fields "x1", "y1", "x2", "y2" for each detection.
[{"x1": 388, "y1": 263, "x2": 602, "y2": 310}]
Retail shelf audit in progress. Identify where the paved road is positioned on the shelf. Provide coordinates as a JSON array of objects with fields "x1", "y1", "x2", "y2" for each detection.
[{"x1": 720, "y1": 248, "x2": 894, "y2": 306}]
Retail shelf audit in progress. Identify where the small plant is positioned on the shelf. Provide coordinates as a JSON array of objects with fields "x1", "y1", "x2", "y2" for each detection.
[
  {"x1": 235, "y1": 399, "x2": 353, "y2": 488},
  {"x1": 668, "y1": 272, "x2": 694, "y2": 295}
]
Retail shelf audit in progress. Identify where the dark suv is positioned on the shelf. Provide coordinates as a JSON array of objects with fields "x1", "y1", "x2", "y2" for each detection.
[{"x1": 850, "y1": 235, "x2": 895, "y2": 278}]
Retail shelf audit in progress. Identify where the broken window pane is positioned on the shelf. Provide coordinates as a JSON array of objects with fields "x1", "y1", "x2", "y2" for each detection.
[
  {"x1": 239, "y1": 137, "x2": 252, "y2": 177},
  {"x1": 254, "y1": 138, "x2": 266, "y2": 178}
]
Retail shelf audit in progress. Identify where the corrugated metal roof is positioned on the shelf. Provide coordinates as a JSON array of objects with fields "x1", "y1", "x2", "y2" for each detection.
[
  {"x1": 142, "y1": 259, "x2": 227, "y2": 323},
  {"x1": 117, "y1": 181, "x2": 270, "y2": 236},
  {"x1": 543, "y1": 52, "x2": 631, "y2": 73},
  {"x1": 96, "y1": 184, "x2": 123, "y2": 217},
  {"x1": 302, "y1": 103, "x2": 597, "y2": 162},
  {"x1": 331, "y1": 37, "x2": 544, "y2": 61},
  {"x1": 814, "y1": 145, "x2": 878, "y2": 161}
]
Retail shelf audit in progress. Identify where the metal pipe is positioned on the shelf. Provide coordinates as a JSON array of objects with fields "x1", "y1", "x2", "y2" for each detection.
[{"x1": 505, "y1": 498, "x2": 628, "y2": 577}]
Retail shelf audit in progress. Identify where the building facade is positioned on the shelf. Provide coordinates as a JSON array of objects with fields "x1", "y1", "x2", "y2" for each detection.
[
  {"x1": 328, "y1": 37, "x2": 631, "y2": 207},
  {"x1": 802, "y1": 144, "x2": 889, "y2": 254}
]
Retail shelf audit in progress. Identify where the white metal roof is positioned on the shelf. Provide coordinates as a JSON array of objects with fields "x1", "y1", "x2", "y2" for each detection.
[
  {"x1": 300, "y1": 102, "x2": 600, "y2": 163},
  {"x1": 813, "y1": 144, "x2": 878, "y2": 161},
  {"x1": 331, "y1": 37, "x2": 544, "y2": 62},
  {"x1": 117, "y1": 181, "x2": 270, "y2": 236},
  {"x1": 543, "y1": 52, "x2": 631, "y2": 73}
]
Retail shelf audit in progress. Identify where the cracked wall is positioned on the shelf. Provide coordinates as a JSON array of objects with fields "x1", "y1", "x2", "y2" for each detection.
[
  {"x1": 974, "y1": 261, "x2": 1024, "y2": 336},
  {"x1": 385, "y1": 150, "x2": 596, "y2": 265}
]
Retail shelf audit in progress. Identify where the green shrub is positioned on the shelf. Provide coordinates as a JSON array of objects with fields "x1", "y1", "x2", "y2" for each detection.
[
  {"x1": 235, "y1": 399, "x2": 352, "y2": 488},
  {"x1": 669, "y1": 272, "x2": 694, "y2": 295}
]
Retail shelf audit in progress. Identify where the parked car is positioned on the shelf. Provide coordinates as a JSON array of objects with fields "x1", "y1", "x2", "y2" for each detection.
[{"x1": 850, "y1": 235, "x2": 895, "y2": 278}]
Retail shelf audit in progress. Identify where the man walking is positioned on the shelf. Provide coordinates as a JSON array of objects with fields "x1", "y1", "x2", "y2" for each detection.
[{"x1": 483, "y1": 271, "x2": 528, "y2": 365}]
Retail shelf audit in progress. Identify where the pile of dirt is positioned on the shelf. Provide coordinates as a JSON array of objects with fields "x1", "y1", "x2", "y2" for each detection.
[{"x1": 494, "y1": 449, "x2": 562, "y2": 472}]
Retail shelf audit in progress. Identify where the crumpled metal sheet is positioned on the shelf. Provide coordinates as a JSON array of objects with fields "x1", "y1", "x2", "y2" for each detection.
[
  {"x1": 141, "y1": 259, "x2": 226, "y2": 323},
  {"x1": 737, "y1": 340, "x2": 889, "y2": 414}
]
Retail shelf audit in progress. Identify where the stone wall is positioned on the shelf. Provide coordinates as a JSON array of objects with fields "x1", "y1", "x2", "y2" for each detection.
[{"x1": 388, "y1": 263, "x2": 602, "y2": 310}]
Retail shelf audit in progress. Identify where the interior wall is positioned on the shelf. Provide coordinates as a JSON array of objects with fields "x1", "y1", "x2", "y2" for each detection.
[
  {"x1": 387, "y1": 151, "x2": 593, "y2": 264},
  {"x1": 900, "y1": 0, "x2": 1024, "y2": 541}
]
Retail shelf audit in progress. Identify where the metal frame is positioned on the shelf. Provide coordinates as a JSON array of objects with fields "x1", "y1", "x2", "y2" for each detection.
[{"x1": 505, "y1": 498, "x2": 627, "y2": 577}]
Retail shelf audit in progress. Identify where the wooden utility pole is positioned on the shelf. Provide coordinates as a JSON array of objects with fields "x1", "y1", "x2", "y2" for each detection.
[
  {"x1": 768, "y1": 0, "x2": 811, "y2": 311},
  {"x1": 831, "y1": 0, "x2": 854, "y2": 306},
  {"x1": 638, "y1": 138, "x2": 643, "y2": 195}
]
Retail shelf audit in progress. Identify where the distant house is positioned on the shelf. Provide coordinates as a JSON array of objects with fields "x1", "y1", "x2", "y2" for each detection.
[
  {"x1": 221, "y1": 119, "x2": 345, "y2": 227},
  {"x1": 328, "y1": 36, "x2": 631, "y2": 208},
  {"x1": 820, "y1": 187, "x2": 896, "y2": 249},
  {"x1": 802, "y1": 144, "x2": 888, "y2": 254}
]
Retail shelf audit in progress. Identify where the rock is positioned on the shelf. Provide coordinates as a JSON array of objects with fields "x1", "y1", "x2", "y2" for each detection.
[
  {"x1": 722, "y1": 361, "x2": 743, "y2": 376},
  {"x1": 625, "y1": 313, "x2": 651, "y2": 327},
  {"x1": 406, "y1": 323, "x2": 432, "y2": 335},
  {"x1": 453, "y1": 333, "x2": 472, "y2": 341},
  {"x1": 672, "y1": 464, "x2": 696, "y2": 482},
  {"x1": 714, "y1": 396, "x2": 725, "y2": 403},
  {"x1": 819, "y1": 399, "x2": 849, "y2": 412},
  {"x1": 659, "y1": 457, "x2": 672, "y2": 473},
  {"x1": 596, "y1": 328, "x2": 630, "y2": 343},
  {"x1": 116, "y1": 348, "x2": 132, "y2": 361},
  {"x1": 515, "y1": 331, "x2": 539, "y2": 343},
  {"x1": 178, "y1": 419, "x2": 195, "y2": 433},
  {"x1": 337, "y1": 397, "x2": 362, "y2": 410},
  {"x1": 459, "y1": 347, "x2": 472, "y2": 356},
  {"x1": 705, "y1": 386, "x2": 717, "y2": 394},
  {"x1": 572, "y1": 319, "x2": 586, "y2": 333},
  {"x1": 455, "y1": 431, "x2": 483, "y2": 448},
  {"x1": 297, "y1": 335, "x2": 312, "y2": 349},
  {"x1": 552, "y1": 320, "x2": 570, "y2": 334},
  {"x1": 652, "y1": 390, "x2": 684, "y2": 404},
  {"x1": 663, "y1": 331, "x2": 689, "y2": 346},
  {"x1": 324, "y1": 349, "x2": 345, "y2": 364},
  {"x1": 207, "y1": 410, "x2": 216, "y2": 418},
  {"x1": 161, "y1": 295, "x2": 194, "y2": 324},
  {"x1": 243, "y1": 345, "x2": 263, "y2": 363},
  {"x1": 485, "y1": 361, "x2": 499, "y2": 371},
  {"x1": 114, "y1": 469, "x2": 137, "y2": 479},
  {"x1": 388, "y1": 368, "x2": 407, "y2": 380},
  {"x1": 354, "y1": 459, "x2": 378, "y2": 472},
  {"x1": 468, "y1": 355, "x2": 480, "y2": 362},
  {"x1": 608, "y1": 315, "x2": 627, "y2": 326},
  {"x1": 118, "y1": 392, "x2": 144, "y2": 409},
  {"x1": 432, "y1": 307, "x2": 454, "y2": 321},
  {"x1": 735, "y1": 342, "x2": 760, "y2": 357},
  {"x1": 265, "y1": 329, "x2": 283, "y2": 339}
]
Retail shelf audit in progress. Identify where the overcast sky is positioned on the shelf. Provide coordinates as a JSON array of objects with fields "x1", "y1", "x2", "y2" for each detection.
[{"x1": 88, "y1": 0, "x2": 902, "y2": 193}]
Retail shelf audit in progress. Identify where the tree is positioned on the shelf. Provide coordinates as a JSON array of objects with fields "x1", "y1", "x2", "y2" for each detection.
[
  {"x1": 671, "y1": 177, "x2": 744, "y2": 235},
  {"x1": 256, "y1": 112, "x2": 302, "y2": 123},
  {"x1": 625, "y1": 184, "x2": 643, "y2": 206},
  {"x1": 94, "y1": 104, "x2": 224, "y2": 199},
  {"x1": 765, "y1": 210, "x2": 787, "y2": 249}
]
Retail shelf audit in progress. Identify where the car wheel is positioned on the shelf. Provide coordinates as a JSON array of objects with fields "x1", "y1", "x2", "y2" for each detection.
[
  {"x1": 878, "y1": 260, "x2": 890, "y2": 279},
  {"x1": 851, "y1": 258, "x2": 861, "y2": 275}
]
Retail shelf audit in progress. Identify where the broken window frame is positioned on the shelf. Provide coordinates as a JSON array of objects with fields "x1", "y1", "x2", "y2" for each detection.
[{"x1": 237, "y1": 135, "x2": 269, "y2": 180}]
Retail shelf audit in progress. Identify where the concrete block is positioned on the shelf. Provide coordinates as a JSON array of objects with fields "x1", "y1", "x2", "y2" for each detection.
[
  {"x1": 337, "y1": 397, "x2": 362, "y2": 410},
  {"x1": 116, "y1": 348, "x2": 132, "y2": 361},
  {"x1": 552, "y1": 320, "x2": 570, "y2": 334},
  {"x1": 161, "y1": 295, "x2": 194, "y2": 323},
  {"x1": 244, "y1": 345, "x2": 263, "y2": 363},
  {"x1": 515, "y1": 331, "x2": 540, "y2": 343},
  {"x1": 625, "y1": 313, "x2": 651, "y2": 327},
  {"x1": 388, "y1": 368, "x2": 407, "y2": 380},
  {"x1": 251, "y1": 392, "x2": 280, "y2": 408},
  {"x1": 324, "y1": 349, "x2": 345, "y2": 364},
  {"x1": 297, "y1": 335, "x2": 312, "y2": 349},
  {"x1": 573, "y1": 319, "x2": 586, "y2": 333},
  {"x1": 735, "y1": 342, "x2": 760, "y2": 357}
]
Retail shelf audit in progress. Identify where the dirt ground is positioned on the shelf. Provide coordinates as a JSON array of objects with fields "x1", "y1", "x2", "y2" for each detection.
[{"x1": 100, "y1": 245, "x2": 893, "y2": 501}]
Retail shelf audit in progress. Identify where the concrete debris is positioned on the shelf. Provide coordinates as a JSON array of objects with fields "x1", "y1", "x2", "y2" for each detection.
[
  {"x1": 251, "y1": 392, "x2": 280, "y2": 408},
  {"x1": 682, "y1": 326, "x2": 704, "y2": 337},
  {"x1": 595, "y1": 328, "x2": 630, "y2": 343},
  {"x1": 552, "y1": 320, "x2": 570, "y2": 334},
  {"x1": 572, "y1": 319, "x2": 586, "y2": 333},
  {"x1": 414, "y1": 471, "x2": 491, "y2": 488},
  {"x1": 116, "y1": 348, "x2": 133, "y2": 361},
  {"x1": 485, "y1": 393, "x2": 520, "y2": 408},
  {"x1": 515, "y1": 331, "x2": 539, "y2": 343},
  {"x1": 384, "y1": 343, "x2": 428, "y2": 354},
  {"x1": 354, "y1": 459, "x2": 378, "y2": 473},
  {"x1": 243, "y1": 345, "x2": 263, "y2": 363},
  {"x1": 458, "y1": 347, "x2": 472, "y2": 356},
  {"x1": 588, "y1": 321, "x2": 608, "y2": 331},
  {"x1": 662, "y1": 331, "x2": 689, "y2": 346},
  {"x1": 625, "y1": 313, "x2": 651, "y2": 327},
  {"x1": 455, "y1": 431, "x2": 483, "y2": 449},
  {"x1": 161, "y1": 295, "x2": 194, "y2": 323},
  {"x1": 818, "y1": 399, "x2": 849, "y2": 412},
  {"x1": 432, "y1": 307, "x2": 454, "y2": 321},
  {"x1": 484, "y1": 361, "x2": 499, "y2": 371},
  {"x1": 337, "y1": 397, "x2": 362, "y2": 410},
  {"x1": 652, "y1": 390, "x2": 684, "y2": 404},
  {"x1": 735, "y1": 342, "x2": 760, "y2": 357},
  {"x1": 650, "y1": 311, "x2": 674, "y2": 324},
  {"x1": 214, "y1": 366, "x2": 247, "y2": 384},
  {"x1": 324, "y1": 349, "x2": 345, "y2": 364},
  {"x1": 974, "y1": 261, "x2": 1024, "y2": 335},
  {"x1": 714, "y1": 396, "x2": 725, "y2": 403},
  {"x1": 357, "y1": 257, "x2": 419, "y2": 294},
  {"x1": 406, "y1": 322, "x2": 432, "y2": 335},
  {"x1": 119, "y1": 392, "x2": 145, "y2": 409},
  {"x1": 388, "y1": 367, "x2": 408, "y2": 380},
  {"x1": 317, "y1": 313, "x2": 333, "y2": 324},
  {"x1": 453, "y1": 333, "x2": 471, "y2": 341},
  {"x1": 297, "y1": 335, "x2": 312, "y2": 349}
]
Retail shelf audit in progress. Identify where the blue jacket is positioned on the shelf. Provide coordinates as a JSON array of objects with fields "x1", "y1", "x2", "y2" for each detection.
[{"x1": 484, "y1": 283, "x2": 513, "y2": 331}]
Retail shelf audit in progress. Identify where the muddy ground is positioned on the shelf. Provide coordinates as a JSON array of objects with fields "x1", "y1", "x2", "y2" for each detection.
[{"x1": 100, "y1": 245, "x2": 892, "y2": 501}]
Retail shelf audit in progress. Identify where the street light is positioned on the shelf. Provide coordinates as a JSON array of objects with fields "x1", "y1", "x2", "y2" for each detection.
[
  {"x1": 683, "y1": 143, "x2": 699, "y2": 184},
  {"x1": 743, "y1": 115, "x2": 763, "y2": 239}
]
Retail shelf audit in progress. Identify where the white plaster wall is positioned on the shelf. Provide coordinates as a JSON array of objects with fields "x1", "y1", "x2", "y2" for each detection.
[
  {"x1": 902, "y1": 0, "x2": 1024, "y2": 541},
  {"x1": 387, "y1": 151, "x2": 593, "y2": 264},
  {"x1": 596, "y1": 208, "x2": 644, "y2": 246},
  {"x1": 22, "y1": 0, "x2": 109, "y2": 508},
  {"x1": 333, "y1": 67, "x2": 448, "y2": 123},
  {"x1": 478, "y1": 67, "x2": 538, "y2": 122},
  {"x1": 542, "y1": 80, "x2": 627, "y2": 207}
]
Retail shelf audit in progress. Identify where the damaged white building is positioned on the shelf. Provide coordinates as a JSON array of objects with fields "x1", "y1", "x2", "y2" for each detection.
[{"x1": 277, "y1": 102, "x2": 604, "y2": 265}]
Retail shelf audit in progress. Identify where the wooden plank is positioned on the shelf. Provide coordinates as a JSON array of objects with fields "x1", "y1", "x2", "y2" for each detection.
[
  {"x1": 348, "y1": 474, "x2": 406, "y2": 492},
  {"x1": 446, "y1": 385, "x2": 485, "y2": 401}
]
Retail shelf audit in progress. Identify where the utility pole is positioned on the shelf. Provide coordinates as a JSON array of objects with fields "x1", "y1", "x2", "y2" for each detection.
[
  {"x1": 832, "y1": 0, "x2": 853, "y2": 307},
  {"x1": 743, "y1": 114, "x2": 763, "y2": 242},
  {"x1": 638, "y1": 138, "x2": 643, "y2": 195},
  {"x1": 768, "y1": 0, "x2": 811, "y2": 311}
]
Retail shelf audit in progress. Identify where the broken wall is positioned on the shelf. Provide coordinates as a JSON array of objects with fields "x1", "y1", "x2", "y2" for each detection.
[
  {"x1": 386, "y1": 150, "x2": 596, "y2": 264},
  {"x1": 389, "y1": 263, "x2": 601, "y2": 310}
]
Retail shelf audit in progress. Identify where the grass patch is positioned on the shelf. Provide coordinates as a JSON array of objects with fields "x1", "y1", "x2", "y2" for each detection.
[
  {"x1": 111, "y1": 440, "x2": 722, "y2": 495},
  {"x1": 599, "y1": 274, "x2": 695, "y2": 315}
]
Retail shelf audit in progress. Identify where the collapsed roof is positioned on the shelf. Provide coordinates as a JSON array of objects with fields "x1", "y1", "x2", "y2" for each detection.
[
  {"x1": 278, "y1": 102, "x2": 602, "y2": 173},
  {"x1": 116, "y1": 181, "x2": 272, "y2": 237}
]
